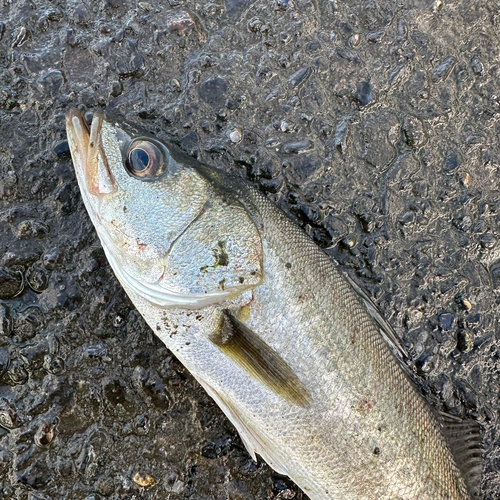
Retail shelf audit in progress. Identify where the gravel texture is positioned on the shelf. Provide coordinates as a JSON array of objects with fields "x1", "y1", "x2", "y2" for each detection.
[{"x1": 0, "y1": 0, "x2": 499, "y2": 499}]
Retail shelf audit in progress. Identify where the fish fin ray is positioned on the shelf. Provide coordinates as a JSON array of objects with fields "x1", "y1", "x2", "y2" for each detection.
[
  {"x1": 343, "y1": 273, "x2": 407, "y2": 359},
  {"x1": 343, "y1": 272, "x2": 424, "y2": 383},
  {"x1": 210, "y1": 310, "x2": 311, "y2": 407},
  {"x1": 193, "y1": 375, "x2": 288, "y2": 475},
  {"x1": 439, "y1": 412, "x2": 484, "y2": 499}
]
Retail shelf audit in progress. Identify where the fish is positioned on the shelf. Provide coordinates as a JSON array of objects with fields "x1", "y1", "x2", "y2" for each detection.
[{"x1": 66, "y1": 109, "x2": 483, "y2": 500}]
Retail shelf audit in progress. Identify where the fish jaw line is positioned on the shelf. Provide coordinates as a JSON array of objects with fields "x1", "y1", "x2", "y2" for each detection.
[
  {"x1": 66, "y1": 109, "x2": 117, "y2": 197},
  {"x1": 97, "y1": 228, "x2": 250, "y2": 310},
  {"x1": 99, "y1": 229, "x2": 244, "y2": 310}
]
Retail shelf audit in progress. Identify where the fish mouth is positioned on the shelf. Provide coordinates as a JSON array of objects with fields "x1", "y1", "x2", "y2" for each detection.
[{"x1": 65, "y1": 109, "x2": 116, "y2": 196}]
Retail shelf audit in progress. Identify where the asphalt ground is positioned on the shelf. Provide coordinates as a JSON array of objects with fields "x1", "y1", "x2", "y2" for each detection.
[{"x1": 0, "y1": 1, "x2": 499, "y2": 499}]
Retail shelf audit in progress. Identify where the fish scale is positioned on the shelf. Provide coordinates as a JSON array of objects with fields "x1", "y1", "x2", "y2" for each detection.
[
  {"x1": 234, "y1": 187, "x2": 468, "y2": 499},
  {"x1": 66, "y1": 110, "x2": 480, "y2": 500}
]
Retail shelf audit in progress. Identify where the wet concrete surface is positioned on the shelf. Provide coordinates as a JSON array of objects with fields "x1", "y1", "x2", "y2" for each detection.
[{"x1": 1, "y1": 0, "x2": 500, "y2": 498}]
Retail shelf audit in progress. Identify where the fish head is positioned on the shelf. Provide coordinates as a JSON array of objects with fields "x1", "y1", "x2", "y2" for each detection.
[{"x1": 66, "y1": 110, "x2": 263, "y2": 309}]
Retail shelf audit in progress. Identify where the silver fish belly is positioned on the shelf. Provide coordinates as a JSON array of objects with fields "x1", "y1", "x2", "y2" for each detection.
[{"x1": 66, "y1": 109, "x2": 482, "y2": 500}]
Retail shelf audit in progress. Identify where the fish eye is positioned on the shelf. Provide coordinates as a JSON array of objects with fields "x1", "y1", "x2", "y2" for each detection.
[{"x1": 125, "y1": 139, "x2": 168, "y2": 180}]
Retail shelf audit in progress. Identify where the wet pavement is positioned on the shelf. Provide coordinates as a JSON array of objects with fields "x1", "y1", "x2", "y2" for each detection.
[{"x1": 0, "y1": 0, "x2": 499, "y2": 498}]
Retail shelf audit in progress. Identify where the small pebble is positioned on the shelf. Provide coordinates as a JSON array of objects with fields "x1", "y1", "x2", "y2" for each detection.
[
  {"x1": 470, "y1": 57, "x2": 483, "y2": 75},
  {"x1": 334, "y1": 120, "x2": 349, "y2": 153},
  {"x1": 110, "y1": 81, "x2": 123, "y2": 97},
  {"x1": 350, "y1": 34, "x2": 361, "y2": 47},
  {"x1": 133, "y1": 472, "x2": 155, "y2": 487},
  {"x1": 341, "y1": 236, "x2": 357, "y2": 249},
  {"x1": 53, "y1": 140, "x2": 70, "y2": 157},
  {"x1": 37, "y1": 70, "x2": 64, "y2": 95},
  {"x1": 248, "y1": 17, "x2": 267, "y2": 33},
  {"x1": 72, "y1": 5, "x2": 89, "y2": 24},
  {"x1": 398, "y1": 211, "x2": 414, "y2": 225},
  {"x1": 171, "y1": 480, "x2": 185, "y2": 493},
  {"x1": 198, "y1": 77, "x2": 227, "y2": 106},
  {"x1": 416, "y1": 353, "x2": 436, "y2": 376},
  {"x1": 280, "y1": 120, "x2": 294, "y2": 133},
  {"x1": 457, "y1": 329, "x2": 474, "y2": 352},
  {"x1": 355, "y1": 81, "x2": 376, "y2": 106},
  {"x1": 462, "y1": 298, "x2": 472, "y2": 311},
  {"x1": 229, "y1": 129, "x2": 242, "y2": 143},
  {"x1": 462, "y1": 172, "x2": 472, "y2": 186},
  {"x1": 432, "y1": 56, "x2": 455, "y2": 82},
  {"x1": 0, "y1": 399, "x2": 20, "y2": 429},
  {"x1": 170, "y1": 79, "x2": 181, "y2": 92},
  {"x1": 34, "y1": 423, "x2": 56, "y2": 447},
  {"x1": 366, "y1": 31, "x2": 384, "y2": 43},
  {"x1": 288, "y1": 67, "x2": 310, "y2": 87},
  {"x1": 281, "y1": 140, "x2": 312, "y2": 154},
  {"x1": 265, "y1": 137, "x2": 280, "y2": 148},
  {"x1": 443, "y1": 150, "x2": 461, "y2": 172},
  {"x1": 479, "y1": 233, "x2": 496, "y2": 249},
  {"x1": 43, "y1": 248, "x2": 62, "y2": 269},
  {"x1": 438, "y1": 313, "x2": 455, "y2": 331}
]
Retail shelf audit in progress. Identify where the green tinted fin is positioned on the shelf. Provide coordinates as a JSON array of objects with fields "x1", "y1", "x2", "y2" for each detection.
[
  {"x1": 439, "y1": 412, "x2": 483, "y2": 499},
  {"x1": 210, "y1": 310, "x2": 311, "y2": 408}
]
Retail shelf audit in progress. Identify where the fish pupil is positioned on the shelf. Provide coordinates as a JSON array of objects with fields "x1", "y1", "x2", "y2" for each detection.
[{"x1": 130, "y1": 148, "x2": 149, "y2": 171}]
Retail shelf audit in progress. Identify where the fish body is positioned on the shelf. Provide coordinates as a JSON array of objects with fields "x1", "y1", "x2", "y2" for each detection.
[{"x1": 66, "y1": 110, "x2": 480, "y2": 500}]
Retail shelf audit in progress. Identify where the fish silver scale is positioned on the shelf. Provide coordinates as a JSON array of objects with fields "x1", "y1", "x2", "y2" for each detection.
[
  {"x1": 67, "y1": 114, "x2": 471, "y2": 500},
  {"x1": 122, "y1": 182, "x2": 468, "y2": 500},
  {"x1": 232, "y1": 187, "x2": 467, "y2": 499}
]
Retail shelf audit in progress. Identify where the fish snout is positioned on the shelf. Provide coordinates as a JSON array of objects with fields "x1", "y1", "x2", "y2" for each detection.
[{"x1": 66, "y1": 109, "x2": 117, "y2": 197}]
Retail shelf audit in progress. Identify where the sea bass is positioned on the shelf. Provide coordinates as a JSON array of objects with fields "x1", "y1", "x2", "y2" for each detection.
[{"x1": 66, "y1": 109, "x2": 482, "y2": 500}]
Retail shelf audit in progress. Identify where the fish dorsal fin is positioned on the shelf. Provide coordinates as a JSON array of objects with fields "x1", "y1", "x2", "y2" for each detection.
[
  {"x1": 343, "y1": 272, "x2": 413, "y2": 366},
  {"x1": 193, "y1": 374, "x2": 289, "y2": 476},
  {"x1": 439, "y1": 412, "x2": 484, "y2": 499},
  {"x1": 210, "y1": 310, "x2": 311, "y2": 408}
]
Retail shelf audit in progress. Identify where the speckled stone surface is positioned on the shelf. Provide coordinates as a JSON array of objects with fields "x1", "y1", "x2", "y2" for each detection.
[{"x1": 0, "y1": 1, "x2": 499, "y2": 498}]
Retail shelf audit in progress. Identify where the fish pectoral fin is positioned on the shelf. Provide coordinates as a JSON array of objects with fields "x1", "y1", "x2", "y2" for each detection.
[
  {"x1": 439, "y1": 412, "x2": 483, "y2": 499},
  {"x1": 210, "y1": 310, "x2": 311, "y2": 408},
  {"x1": 193, "y1": 374, "x2": 289, "y2": 476}
]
